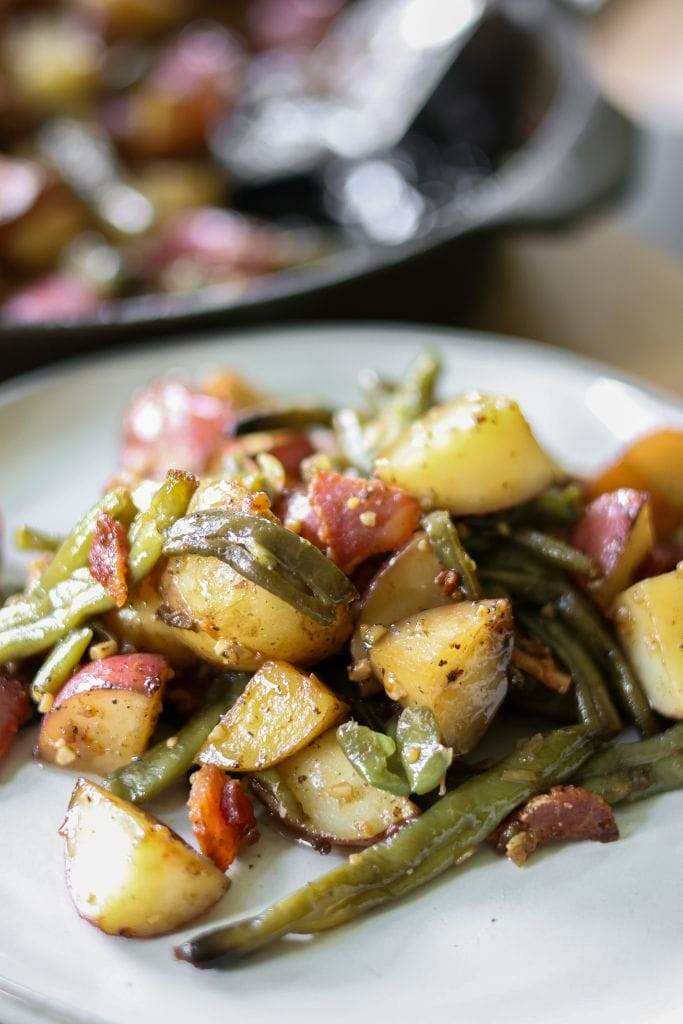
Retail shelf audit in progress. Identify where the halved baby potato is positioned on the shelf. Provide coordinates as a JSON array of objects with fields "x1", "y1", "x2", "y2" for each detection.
[
  {"x1": 350, "y1": 531, "x2": 450, "y2": 668},
  {"x1": 369, "y1": 600, "x2": 513, "y2": 754},
  {"x1": 158, "y1": 478, "x2": 353, "y2": 670},
  {"x1": 38, "y1": 653, "x2": 170, "y2": 774},
  {"x1": 60, "y1": 778, "x2": 228, "y2": 937},
  {"x1": 105, "y1": 576, "x2": 198, "y2": 668},
  {"x1": 252, "y1": 727, "x2": 418, "y2": 849},
  {"x1": 613, "y1": 570, "x2": 683, "y2": 718},
  {"x1": 375, "y1": 393, "x2": 560, "y2": 515},
  {"x1": 198, "y1": 659, "x2": 347, "y2": 771}
]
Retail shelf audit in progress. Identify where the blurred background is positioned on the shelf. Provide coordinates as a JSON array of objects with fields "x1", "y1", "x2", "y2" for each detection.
[{"x1": 0, "y1": 0, "x2": 681, "y2": 391}]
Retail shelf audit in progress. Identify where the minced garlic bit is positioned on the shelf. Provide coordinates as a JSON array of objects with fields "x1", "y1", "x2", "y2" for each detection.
[
  {"x1": 359, "y1": 510, "x2": 377, "y2": 527},
  {"x1": 405, "y1": 745, "x2": 421, "y2": 765},
  {"x1": 349, "y1": 658, "x2": 372, "y2": 682},
  {"x1": 89, "y1": 639, "x2": 118, "y2": 661},
  {"x1": 330, "y1": 782, "x2": 355, "y2": 803},
  {"x1": 166, "y1": 736, "x2": 179, "y2": 749},
  {"x1": 346, "y1": 496, "x2": 361, "y2": 510},
  {"x1": 417, "y1": 538, "x2": 430, "y2": 553},
  {"x1": 55, "y1": 744, "x2": 77, "y2": 766},
  {"x1": 37, "y1": 692, "x2": 54, "y2": 714},
  {"x1": 54, "y1": 737, "x2": 66, "y2": 749},
  {"x1": 359, "y1": 623, "x2": 387, "y2": 647}
]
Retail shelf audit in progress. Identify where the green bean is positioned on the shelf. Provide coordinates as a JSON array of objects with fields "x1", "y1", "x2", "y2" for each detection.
[
  {"x1": 164, "y1": 510, "x2": 357, "y2": 625},
  {"x1": 395, "y1": 707, "x2": 453, "y2": 795},
  {"x1": 0, "y1": 572, "x2": 112, "y2": 664},
  {"x1": 518, "y1": 609, "x2": 621, "y2": 736},
  {"x1": 517, "y1": 484, "x2": 584, "y2": 527},
  {"x1": 555, "y1": 591, "x2": 659, "y2": 736},
  {"x1": 510, "y1": 528, "x2": 596, "y2": 578},
  {"x1": 336, "y1": 721, "x2": 409, "y2": 796},
  {"x1": 334, "y1": 352, "x2": 440, "y2": 473},
  {"x1": 479, "y1": 568, "x2": 559, "y2": 604},
  {"x1": 14, "y1": 525, "x2": 65, "y2": 553},
  {"x1": 422, "y1": 510, "x2": 481, "y2": 599},
  {"x1": 175, "y1": 726, "x2": 594, "y2": 965},
  {"x1": 128, "y1": 471, "x2": 198, "y2": 584},
  {"x1": 577, "y1": 724, "x2": 683, "y2": 805},
  {"x1": 31, "y1": 627, "x2": 93, "y2": 700},
  {"x1": 0, "y1": 594, "x2": 51, "y2": 632},
  {"x1": 37, "y1": 487, "x2": 136, "y2": 594},
  {"x1": 507, "y1": 672, "x2": 577, "y2": 723},
  {"x1": 234, "y1": 406, "x2": 333, "y2": 435},
  {"x1": 104, "y1": 675, "x2": 249, "y2": 803}
]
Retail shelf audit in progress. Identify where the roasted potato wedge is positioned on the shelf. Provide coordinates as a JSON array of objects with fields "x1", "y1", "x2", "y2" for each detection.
[
  {"x1": 252, "y1": 728, "x2": 418, "y2": 849},
  {"x1": 159, "y1": 479, "x2": 353, "y2": 670},
  {"x1": 375, "y1": 393, "x2": 559, "y2": 515},
  {"x1": 572, "y1": 489, "x2": 654, "y2": 608},
  {"x1": 198, "y1": 659, "x2": 347, "y2": 771},
  {"x1": 60, "y1": 778, "x2": 228, "y2": 937},
  {"x1": 38, "y1": 653, "x2": 170, "y2": 774},
  {"x1": 350, "y1": 531, "x2": 449, "y2": 667},
  {"x1": 369, "y1": 601, "x2": 513, "y2": 754},
  {"x1": 613, "y1": 571, "x2": 683, "y2": 718}
]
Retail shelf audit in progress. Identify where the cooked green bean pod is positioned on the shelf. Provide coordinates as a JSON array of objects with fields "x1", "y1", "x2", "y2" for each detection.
[
  {"x1": 554, "y1": 591, "x2": 659, "y2": 736},
  {"x1": 164, "y1": 510, "x2": 357, "y2": 625},
  {"x1": 336, "y1": 720, "x2": 409, "y2": 796},
  {"x1": 37, "y1": 487, "x2": 136, "y2": 594},
  {"x1": 31, "y1": 627, "x2": 93, "y2": 701},
  {"x1": 128, "y1": 471, "x2": 198, "y2": 584},
  {"x1": 422, "y1": 510, "x2": 481, "y2": 599},
  {"x1": 517, "y1": 608, "x2": 621, "y2": 736},
  {"x1": 175, "y1": 725, "x2": 594, "y2": 966},
  {"x1": 509, "y1": 528, "x2": 596, "y2": 578},
  {"x1": 14, "y1": 525, "x2": 65, "y2": 553},
  {"x1": 578, "y1": 724, "x2": 683, "y2": 805},
  {"x1": 104, "y1": 675, "x2": 250, "y2": 803},
  {"x1": 516, "y1": 484, "x2": 584, "y2": 527},
  {"x1": 233, "y1": 406, "x2": 333, "y2": 435}
]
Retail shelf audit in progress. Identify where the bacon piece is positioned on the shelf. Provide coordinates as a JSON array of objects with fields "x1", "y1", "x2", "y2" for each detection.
[
  {"x1": 490, "y1": 785, "x2": 619, "y2": 866},
  {"x1": 188, "y1": 765, "x2": 257, "y2": 872},
  {"x1": 301, "y1": 471, "x2": 421, "y2": 574},
  {"x1": 0, "y1": 670, "x2": 31, "y2": 762},
  {"x1": 511, "y1": 641, "x2": 571, "y2": 695},
  {"x1": 88, "y1": 512, "x2": 130, "y2": 608},
  {"x1": 120, "y1": 378, "x2": 235, "y2": 479}
]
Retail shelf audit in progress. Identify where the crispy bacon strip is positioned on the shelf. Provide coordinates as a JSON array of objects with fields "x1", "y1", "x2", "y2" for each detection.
[
  {"x1": 88, "y1": 512, "x2": 130, "y2": 608},
  {"x1": 289, "y1": 471, "x2": 420, "y2": 574},
  {"x1": 188, "y1": 764, "x2": 257, "y2": 872},
  {"x1": 512, "y1": 641, "x2": 572, "y2": 695},
  {"x1": 490, "y1": 784, "x2": 619, "y2": 866},
  {"x1": 0, "y1": 670, "x2": 31, "y2": 762}
]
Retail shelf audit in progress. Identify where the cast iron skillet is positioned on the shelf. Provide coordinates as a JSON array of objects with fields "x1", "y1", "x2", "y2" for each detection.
[{"x1": 0, "y1": 1, "x2": 636, "y2": 364}]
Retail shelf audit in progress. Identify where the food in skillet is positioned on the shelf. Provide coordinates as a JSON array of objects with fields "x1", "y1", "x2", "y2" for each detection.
[
  {"x1": 2, "y1": 352, "x2": 683, "y2": 964},
  {"x1": 0, "y1": 1, "x2": 345, "y2": 324}
]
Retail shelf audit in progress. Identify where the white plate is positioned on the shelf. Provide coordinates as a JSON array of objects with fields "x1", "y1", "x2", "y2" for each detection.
[{"x1": 1, "y1": 324, "x2": 683, "y2": 1024}]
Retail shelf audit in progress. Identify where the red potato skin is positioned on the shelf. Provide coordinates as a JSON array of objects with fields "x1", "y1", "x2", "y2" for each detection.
[
  {"x1": 1, "y1": 275, "x2": 101, "y2": 324},
  {"x1": 572, "y1": 489, "x2": 650, "y2": 578},
  {"x1": 52, "y1": 653, "x2": 171, "y2": 709},
  {"x1": 88, "y1": 512, "x2": 129, "y2": 607},
  {"x1": 120, "y1": 378, "x2": 236, "y2": 479},
  {"x1": 188, "y1": 765, "x2": 257, "y2": 871},
  {"x1": 0, "y1": 670, "x2": 31, "y2": 762},
  {"x1": 283, "y1": 471, "x2": 421, "y2": 574}
]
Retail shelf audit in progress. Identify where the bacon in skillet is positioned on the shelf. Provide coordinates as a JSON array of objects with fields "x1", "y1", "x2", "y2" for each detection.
[
  {"x1": 188, "y1": 765, "x2": 257, "y2": 872},
  {"x1": 89, "y1": 512, "x2": 130, "y2": 607}
]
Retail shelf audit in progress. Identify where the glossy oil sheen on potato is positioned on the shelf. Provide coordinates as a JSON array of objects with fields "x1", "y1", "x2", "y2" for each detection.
[
  {"x1": 158, "y1": 478, "x2": 353, "y2": 670},
  {"x1": 198, "y1": 659, "x2": 347, "y2": 771},
  {"x1": 370, "y1": 600, "x2": 513, "y2": 754},
  {"x1": 60, "y1": 779, "x2": 228, "y2": 937},
  {"x1": 375, "y1": 393, "x2": 559, "y2": 515},
  {"x1": 613, "y1": 571, "x2": 683, "y2": 718},
  {"x1": 255, "y1": 728, "x2": 418, "y2": 847}
]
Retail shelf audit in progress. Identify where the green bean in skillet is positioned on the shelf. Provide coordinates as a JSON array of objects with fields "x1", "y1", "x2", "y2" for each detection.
[
  {"x1": 175, "y1": 725, "x2": 595, "y2": 966},
  {"x1": 163, "y1": 510, "x2": 357, "y2": 625},
  {"x1": 104, "y1": 674, "x2": 250, "y2": 803}
]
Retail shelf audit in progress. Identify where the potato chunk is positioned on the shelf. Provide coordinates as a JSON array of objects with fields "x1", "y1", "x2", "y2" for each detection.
[
  {"x1": 60, "y1": 779, "x2": 228, "y2": 937},
  {"x1": 158, "y1": 479, "x2": 353, "y2": 670},
  {"x1": 613, "y1": 571, "x2": 683, "y2": 718},
  {"x1": 252, "y1": 728, "x2": 418, "y2": 848},
  {"x1": 374, "y1": 393, "x2": 559, "y2": 515},
  {"x1": 370, "y1": 601, "x2": 513, "y2": 754},
  {"x1": 198, "y1": 659, "x2": 347, "y2": 771}
]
